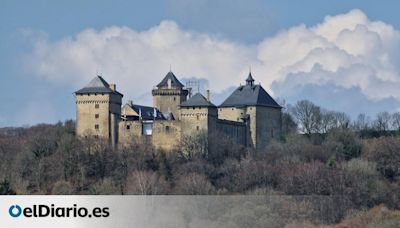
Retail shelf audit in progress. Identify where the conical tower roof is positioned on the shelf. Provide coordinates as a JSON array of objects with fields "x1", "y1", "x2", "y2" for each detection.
[{"x1": 156, "y1": 71, "x2": 184, "y2": 88}]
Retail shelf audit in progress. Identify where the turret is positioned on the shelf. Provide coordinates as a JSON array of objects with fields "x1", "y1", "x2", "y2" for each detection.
[{"x1": 152, "y1": 71, "x2": 189, "y2": 120}]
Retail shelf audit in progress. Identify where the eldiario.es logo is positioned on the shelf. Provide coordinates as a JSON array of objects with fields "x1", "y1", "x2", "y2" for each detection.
[{"x1": 9, "y1": 204, "x2": 109, "y2": 218}]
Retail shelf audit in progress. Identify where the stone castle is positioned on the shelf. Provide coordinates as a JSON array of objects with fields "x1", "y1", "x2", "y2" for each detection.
[{"x1": 75, "y1": 71, "x2": 282, "y2": 151}]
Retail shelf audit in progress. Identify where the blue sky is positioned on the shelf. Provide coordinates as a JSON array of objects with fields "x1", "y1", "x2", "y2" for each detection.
[{"x1": 1, "y1": 0, "x2": 400, "y2": 127}]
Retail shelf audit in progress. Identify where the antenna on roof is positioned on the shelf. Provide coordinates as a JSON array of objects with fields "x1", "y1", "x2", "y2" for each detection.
[
  {"x1": 169, "y1": 64, "x2": 172, "y2": 72},
  {"x1": 249, "y1": 65, "x2": 251, "y2": 74},
  {"x1": 186, "y1": 80, "x2": 200, "y2": 97}
]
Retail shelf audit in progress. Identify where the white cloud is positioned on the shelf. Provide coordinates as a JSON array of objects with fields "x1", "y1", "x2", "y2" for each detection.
[
  {"x1": 26, "y1": 9, "x2": 400, "y2": 115},
  {"x1": 26, "y1": 21, "x2": 254, "y2": 103}
]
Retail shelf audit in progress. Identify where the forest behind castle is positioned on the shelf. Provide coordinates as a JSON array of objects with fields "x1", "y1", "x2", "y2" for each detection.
[{"x1": 1, "y1": 99, "x2": 400, "y2": 227}]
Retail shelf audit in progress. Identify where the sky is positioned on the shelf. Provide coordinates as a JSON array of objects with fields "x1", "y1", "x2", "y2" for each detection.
[{"x1": 1, "y1": 0, "x2": 400, "y2": 127}]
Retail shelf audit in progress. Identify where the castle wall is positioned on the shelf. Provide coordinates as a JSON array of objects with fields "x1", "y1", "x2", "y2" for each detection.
[
  {"x1": 118, "y1": 120, "x2": 181, "y2": 151},
  {"x1": 152, "y1": 89, "x2": 188, "y2": 119},
  {"x1": 255, "y1": 106, "x2": 282, "y2": 151},
  {"x1": 180, "y1": 106, "x2": 218, "y2": 137},
  {"x1": 218, "y1": 106, "x2": 281, "y2": 150},
  {"x1": 119, "y1": 121, "x2": 142, "y2": 145},
  {"x1": 218, "y1": 107, "x2": 245, "y2": 122},
  {"x1": 152, "y1": 120, "x2": 181, "y2": 150},
  {"x1": 216, "y1": 119, "x2": 247, "y2": 146},
  {"x1": 76, "y1": 92, "x2": 121, "y2": 147},
  {"x1": 76, "y1": 94, "x2": 111, "y2": 139},
  {"x1": 246, "y1": 106, "x2": 257, "y2": 148}
]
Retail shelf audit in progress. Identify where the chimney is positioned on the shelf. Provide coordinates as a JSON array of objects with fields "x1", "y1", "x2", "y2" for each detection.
[
  {"x1": 128, "y1": 100, "x2": 133, "y2": 107},
  {"x1": 206, "y1": 89, "x2": 210, "y2": 102},
  {"x1": 110, "y1": 84, "x2": 116, "y2": 91}
]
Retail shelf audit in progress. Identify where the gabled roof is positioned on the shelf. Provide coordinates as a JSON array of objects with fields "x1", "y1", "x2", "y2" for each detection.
[
  {"x1": 157, "y1": 71, "x2": 184, "y2": 88},
  {"x1": 180, "y1": 93, "x2": 216, "y2": 107},
  {"x1": 122, "y1": 103, "x2": 165, "y2": 120},
  {"x1": 219, "y1": 78, "x2": 281, "y2": 108},
  {"x1": 75, "y1": 76, "x2": 123, "y2": 96}
]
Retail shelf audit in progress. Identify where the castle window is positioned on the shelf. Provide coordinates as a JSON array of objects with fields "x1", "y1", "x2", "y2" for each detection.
[
  {"x1": 142, "y1": 122, "x2": 153, "y2": 135},
  {"x1": 232, "y1": 108, "x2": 234, "y2": 110},
  {"x1": 173, "y1": 97, "x2": 176, "y2": 101},
  {"x1": 196, "y1": 115, "x2": 199, "y2": 120},
  {"x1": 95, "y1": 124, "x2": 99, "y2": 130},
  {"x1": 193, "y1": 107, "x2": 195, "y2": 110},
  {"x1": 196, "y1": 126, "x2": 199, "y2": 131},
  {"x1": 95, "y1": 104, "x2": 99, "y2": 109},
  {"x1": 165, "y1": 126, "x2": 170, "y2": 132},
  {"x1": 126, "y1": 125, "x2": 130, "y2": 130},
  {"x1": 95, "y1": 114, "x2": 99, "y2": 119}
]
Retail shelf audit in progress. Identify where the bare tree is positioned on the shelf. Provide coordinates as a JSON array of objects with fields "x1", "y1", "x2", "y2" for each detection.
[
  {"x1": 352, "y1": 113, "x2": 370, "y2": 132},
  {"x1": 290, "y1": 100, "x2": 322, "y2": 135},
  {"x1": 373, "y1": 111, "x2": 391, "y2": 131},
  {"x1": 180, "y1": 130, "x2": 208, "y2": 160},
  {"x1": 174, "y1": 173, "x2": 215, "y2": 194},
  {"x1": 125, "y1": 171, "x2": 168, "y2": 195},
  {"x1": 392, "y1": 112, "x2": 400, "y2": 131},
  {"x1": 333, "y1": 112, "x2": 351, "y2": 129},
  {"x1": 320, "y1": 110, "x2": 336, "y2": 133}
]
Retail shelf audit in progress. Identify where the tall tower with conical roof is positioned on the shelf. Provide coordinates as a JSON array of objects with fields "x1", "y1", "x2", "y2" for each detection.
[
  {"x1": 152, "y1": 71, "x2": 189, "y2": 120},
  {"x1": 75, "y1": 76, "x2": 123, "y2": 148}
]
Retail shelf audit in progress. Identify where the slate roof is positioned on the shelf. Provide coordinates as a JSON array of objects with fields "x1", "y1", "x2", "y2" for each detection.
[
  {"x1": 75, "y1": 76, "x2": 123, "y2": 96},
  {"x1": 219, "y1": 75, "x2": 281, "y2": 108},
  {"x1": 122, "y1": 103, "x2": 165, "y2": 120},
  {"x1": 180, "y1": 93, "x2": 216, "y2": 107},
  {"x1": 157, "y1": 71, "x2": 184, "y2": 88}
]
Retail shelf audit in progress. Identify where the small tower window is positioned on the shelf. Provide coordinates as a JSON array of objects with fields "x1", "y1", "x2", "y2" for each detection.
[
  {"x1": 126, "y1": 125, "x2": 130, "y2": 130},
  {"x1": 95, "y1": 114, "x2": 99, "y2": 119},
  {"x1": 95, "y1": 104, "x2": 99, "y2": 109},
  {"x1": 196, "y1": 126, "x2": 199, "y2": 131},
  {"x1": 95, "y1": 124, "x2": 99, "y2": 130},
  {"x1": 165, "y1": 126, "x2": 170, "y2": 132},
  {"x1": 196, "y1": 115, "x2": 199, "y2": 120},
  {"x1": 173, "y1": 97, "x2": 176, "y2": 101}
]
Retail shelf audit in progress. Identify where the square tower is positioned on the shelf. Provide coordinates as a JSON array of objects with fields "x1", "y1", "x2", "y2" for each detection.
[
  {"x1": 152, "y1": 71, "x2": 189, "y2": 120},
  {"x1": 180, "y1": 93, "x2": 218, "y2": 137},
  {"x1": 75, "y1": 76, "x2": 123, "y2": 148},
  {"x1": 218, "y1": 73, "x2": 282, "y2": 151}
]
